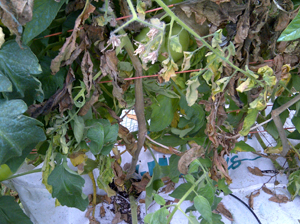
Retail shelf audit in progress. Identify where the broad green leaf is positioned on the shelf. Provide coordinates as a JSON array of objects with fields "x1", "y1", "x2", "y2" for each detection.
[
  {"x1": 154, "y1": 194, "x2": 166, "y2": 205},
  {"x1": 200, "y1": 213, "x2": 223, "y2": 224},
  {"x1": 38, "y1": 57, "x2": 66, "y2": 99},
  {"x1": 150, "y1": 95, "x2": 179, "y2": 132},
  {"x1": 98, "y1": 119, "x2": 119, "y2": 145},
  {"x1": 188, "y1": 212, "x2": 200, "y2": 224},
  {"x1": 278, "y1": 10, "x2": 300, "y2": 42},
  {"x1": 0, "y1": 196, "x2": 32, "y2": 224},
  {"x1": 287, "y1": 170, "x2": 300, "y2": 200},
  {"x1": 197, "y1": 184, "x2": 215, "y2": 206},
  {"x1": 0, "y1": 74, "x2": 12, "y2": 92},
  {"x1": 143, "y1": 79, "x2": 179, "y2": 98},
  {"x1": 0, "y1": 100, "x2": 46, "y2": 171},
  {"x1": 292, "y1": 116, "x2": 300, "y2": 133},
  {"x1": 150, "y1": 207, "x2": 169, "y2": 224},
  {"x1": 47, "y1": 161, "x2": 89, "y2": 211},
  {"x1": 154, "y1": 135, "x2": 187, "y2": 147},
  {"x1": 169, "y1": 154, "x2": 181, "y2": 182},
  {"x1": 23, "y1": 0, "x2": 67, "y2": 44},
  {"x1": 169, "y1": 183, "x2": 196, "y2": 201},
  {"x1": 239, "y1": 109, "x2": 259, "y2": 136},
  {"x1": 171, "y1": 125, "x2": 195, "y2": 138},
  {"x1": 144, "y1": 213, "x2": 153, "y2": 223},
  {"x1": 217, "y1": 178, "x2": 232, "y2": 195},
  {"x1": 186, "y1": 77, "x2": 200, "y2": 106},
  {"x1": 232, "y1": 141, "x2": 256, "y2": 153},
  {"x1": 0, "y1": 41, "x2": 43, "y2": 105},
  {"x1": 170, "y1": 35, "x2": 182, "y2": 53},
  {"x1": 194, "y1": 195, "x2": 213, "y2": 224},
  {"x1": 86, "y1": 122, "x2": 104, "y2": 155},
  {"x1": 185, "y1": 174, "x2": 195, "y2": 183}
]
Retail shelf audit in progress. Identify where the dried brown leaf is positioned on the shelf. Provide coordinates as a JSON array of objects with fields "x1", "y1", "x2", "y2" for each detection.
[
  {"x1": 118, "y1": 124, "x2": 137, "y2": 156},
  {"x1": 132, "y1": 173, "x2": 151, "y2": 193},
  {"x1": 51, "y1": 3, "x2": 95, "y2": 74},
  {"x1": 126, "y1": 114, "x2": 137, "y2": 120},
  {"x1": 78, "y1": 89, "x2": 99, "y2": 116},
  {"x1": 275, "y1": 12, "x2": 290, "y2": 32},
  {"x1": 139, "y1": 199, "x2": 145, "y2": 203},
  {"x1": 247, "y1": 191, "x2": 260, "y2": 209},
  {"x1": 112, "y1": 212, "x2": 122, "y2": 224},
  {"x1": 269, "y1": 194, "x2": 289, "y2": 203},
  {"x1": 234, "y1": 5, "x2": 249, "y2": 44},
  {"x1": 216, "y1": 202, "x2": 233, "y2": 221},
  {"x1": 262, "y1": 185, "x2": 274, "y2": 195},
  {"x1": 247, "y1": 166, "x2": 264, "y2": 176},
  {"x1": 81, "y1": 50, "x2": 93, "y2": 97},
  {"x1": 0, "y1": 0, "x2": 33, "y2": 44},
  {"x1": 212, "y1": 150, "x2": 232, "y2": 183},
  {"x1": 100, "y1": 205, "x2": 106, "y2": 218},
  {"x1": 178, "y1": 144, "x2": 204, "y2": 174},
  {"x1": 163, "y1": 181, "x2": 175, "y2": 194}
]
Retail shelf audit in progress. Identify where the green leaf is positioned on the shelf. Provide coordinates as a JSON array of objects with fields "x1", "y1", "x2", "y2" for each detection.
[
  {"x1": 169, "y1": 35, "x2": 182, "y2": 53},
  {"x1": 217, "y1": 178, "x2": 232, "y2": 195},
  {"x1": 169, "y1": 183, "x2": 196, "y2": 201},
  {"x1": 239, "y1": 109, "x2": 259, "y2": 136},
  {"x1": 0, "y1": 41, "x2": 43, "y2": 104},
  {"x1": 154, "y1": 194, "x2": 166, "y2": 205},
  {"x1": 86, "y1": 121, "x2": 104, "y2": 155},
  {"x1": 188, "y1": 212, "x2": 200, "y2": 224},
  {"x1": 73, "y1": 115, "x2": 85, "y2": 143},
  {"x1": 38, "y1": 57, "x2": 66, "y2": 99},
  {"x1": 278, "y1": 10, "x2": 300, "y2": 42},
  {"x1": 154, "y1": 135, "x2": 187, "y2": 147},
  {"x1": 186, "y1": 77, "x2": 200, "y2": 106},
  {"x1": 22, "y1": 0, "x2": 67, "y2": 44},
  {"x1": 150, "y1": 207, "x2": 169, "y2": 224},
  {"x1": 200, "y1": 213, "x2": 223, "y2": 224},
  {"x1": 232, "y1": 141, "x2": 256, "y2": 153},
  {"x1": 47, "y1": 161, "x2": 89, "y2": 211},
  {"x1": 0, "y1": 74, "x2": 12, "y2": 92},
  {"x1": 98, "y1": 119, "x2": 119, "y2": 145},
  {"x1": 194, "y1": 195, "x2": 213, "y2": 224},
  {"x1": 150, "y1": 95, "x2": 179, "y2": 132},
  {"x1": 97, "y1": 155, "x2": 116, "y2": 197},
  {"x1": 143, "y1": 79, "x2": 179, "y2": 99},
  {"x1": 0, "y1": 196, "x2": 32, "y2": 224},
  {"x1": 287, "y1": 170, "x2": 300, "y2": 200},
  {"x1": 0, "y1": 100, "x2": 46, "y2": 171},
  {"x1": 197, "y1": 184, "x2": 215, "y2": 206},
  {"x1": 292, "y1": 116, "x2": 300, "y2": 133},
  {"x1": 169, "y1": 154, "x2": 181, "y2": 182}
]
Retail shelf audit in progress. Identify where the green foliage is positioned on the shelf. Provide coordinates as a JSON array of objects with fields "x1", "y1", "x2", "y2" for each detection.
[
  {"x1": 0, "y1": 196, "x2": 33, "y2": 224},
  {"x1": 278, "y1": 10, "x2": 300, "y2": 42}
]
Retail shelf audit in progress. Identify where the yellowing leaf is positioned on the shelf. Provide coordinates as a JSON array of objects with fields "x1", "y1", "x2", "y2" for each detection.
[
  {"x1": 159, "y1": 58, "x2": 178, "y2": 82},
  {"x1": 181, "y1": 51, "x2": 193, "y2": 71},
  {"x1": 169, "y1": 35, "x2": 182, "y2": 53},
  {"x1": 236, "y1": 78, "x2": 256, "y2": 92},
  {"x1": 70, "y1": 152, "x2": 87, "y2": 167}
]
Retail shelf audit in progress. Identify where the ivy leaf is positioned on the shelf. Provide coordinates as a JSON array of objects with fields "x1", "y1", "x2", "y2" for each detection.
[
  {"x1": 150, "y1": 95, "x2": 178, "y2": 132},
  {"x1": 0, "y1": 74, "x2": 12, "y2": 92},
  {"x1": 194, "y1": 195, "x2": 213, "y2": 224},
  {"x1": 277, "y1": 10, "x2": 300, "y2": 42},
  {"x1": 22, "y1": 0, "x2": 67, "y2": 44},
  {"x1": 0, "y1": 100, "x2": 46, "y2": 171},
  {"x1": 0, "y1": 196, "x2": 32, "y2": 224},
  {"x1": 169, "y1": 35, "x2": 182, "y2": 53},
  {"x1": 232, "y1": 141, "x2": 256, "y2": 153},
  {"x1": 47, "y1": 161, "x2": 89, "y2": 211},
  {"x1": 0, "y1": 41, "x2": 43, "y2": 105}
]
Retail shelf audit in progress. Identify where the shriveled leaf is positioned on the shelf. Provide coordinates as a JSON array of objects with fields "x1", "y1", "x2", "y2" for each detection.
[
  {"x1": 194, "y1": 195, "x2": 213, "y2": 224},
  {"x1": 0, "y1": 196, "x2": 32, "y2": 224},
  {"x1": 278, "y1": 10, "x2": 300, "y2": 42},
  {"x1": 186, "y1": 77, "x2": 200, "y2": 106},
  {"x1": 22, "y1": 0, "x2": 67, "y2": 44},
  {"x1": 47, "y1": 161, "x2": 89, "y2": 211},
  {"x1": 159, "y1": 58, "x2": 178, "y2": 82},
  {"x1": 81, "y1": 50, "x2": 93, "y2": 97},
  {"x1": 216, "y1": 202, "x2": 233, "y2": 221},
  {"x1": 150, "y1": 95, "x2": 178, "y2": 132},
  {"x1": 247, "y1": 191, "x2": 260, "y2": 209},
  {"x1": 0, "y1": 100, "x2": 46, "y2": 171},
  {"x1": 178, "y1": 145, "x2": 204, "y2": 174},
  {"x1": 268, "y1": 194, "x2": 289, "y2": 203},
  {"x1": 247, "y1": 166, "x2": 263, "y2": 176},
  {"x1": 262, "y1": 185, "x2": 274, "y2": 195},
  {"x1": 0, "y1": 40, "x2": 43, "y2": 104},
  {"x1": 232, "y1": 141, "x2": 256, "y2": 153},
  {"x1": 182, "y1": 51, "x2": 193, "y2": 71},
  {"x1": 97, "y1": 155, "x2": 116, "y2": 197},
  {"x1": 0, "y1": 0, "x2": 33, "y2": 44}
]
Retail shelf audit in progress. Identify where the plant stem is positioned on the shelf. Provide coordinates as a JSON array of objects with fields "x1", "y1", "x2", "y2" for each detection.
[
  {"x1": 167, "y1": 173, "x2": 206, "y2": 223},
  {"x1": 5, "y1": 168, "x2": 42, "y2": 181},
  {"x1": 130, "y1": 195, "x2": 138, "y2": 224}
]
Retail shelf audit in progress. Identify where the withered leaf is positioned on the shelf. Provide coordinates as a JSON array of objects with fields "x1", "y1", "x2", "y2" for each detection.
[
  {"x1": 112, "y1": 212, "x2": 122, "y2": 224},
  {"x1": 51, "y1": 3, "x2": 95, "y2": 74},
  {"x1": 126, "y1": 114, "x2": 137, "y2": 120},
  {"x1": 0, "y1": 0, "x2": 33, "y2": 44},
  {"x1": 163, "y1": 181, "x2": 175, "y2": 194},
  {"x1": 212, "y1": 150, "x2": 232, "y2": 184},
  {"x1": 216, "y1": 202, "x2": 233, "y2": 221},
  {"x1": 100, "y1": 205, "x2": 106, "y2": 218},
  {"x1": 81, "y1": 50, "x2": 93, "y2": 98},
  {"x1": 269, "y1": 194, "x2": 289, "y2": 203},
  {"x1": 247, "y1": 191, "x2": 260, "y2": 209},
  {"x1": 118, "y1": 124, "x2": 137, "y2": 156},
  {"x1": 78, "y1": 89, "x2": 99, "y2": 116},
  {"x1": 178, "y1": 144, "x2": 204, "y2": 174},
  {"x1": 262, "y1": 185, "x2": 274, "y2": 195},
  {"x1": 247, "y1": 166, "x2": 264, "y2": 176},
  {"x1": 132, "y1": 173, "x2": 151, "y2": 193}
]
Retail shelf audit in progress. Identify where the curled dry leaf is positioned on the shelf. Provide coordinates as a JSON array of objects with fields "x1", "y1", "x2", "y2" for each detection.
[
  {"x1": 262, "y1": 185, "x2": 274, "y2": 195},
  {"x1": 216, "y1": 202, "x2": 233, "y2": 221},
  {"x1": 269, "y1": 194, "x2": 289, "y2": 203},
  {"x1": 132, "y1": 173, "x2": 151, "y2": 193},
  {"x1": 247, "y1": 191, "x2": 260, "y2": 209},
  {"x1": 178, "y1": 144, "x2": 204, "y2": 174},
  {"x1": 78, "y1": 89, "x2": 99, "y2": 116},
  {"x1": 112, "y1": 212, "x2": 122, "y2": 224},
  {"x1": 126, "y1": 114, "x2": 137, "y2": 120},
  {"x1": 100, "y1": 205, "x2": 106, "y2": 218},
  {"x1": 212, "y1": 150, "x2": 232, "y2": 184},
  {"x1": 51, "y1": 3, "x2": 95, "y2": 74},
  {"x1": 0, "y1": 0, "x2": 33, "y2": 44},
  {"x1": 81, "y1": 50, "x2": 93, "y2": 98},
  {"x1": 247, "y1": 166, "x2": 264, "y2": 176},
  {"x1": 118, "y1": 124, "x2": 137, "y2": 156}
]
